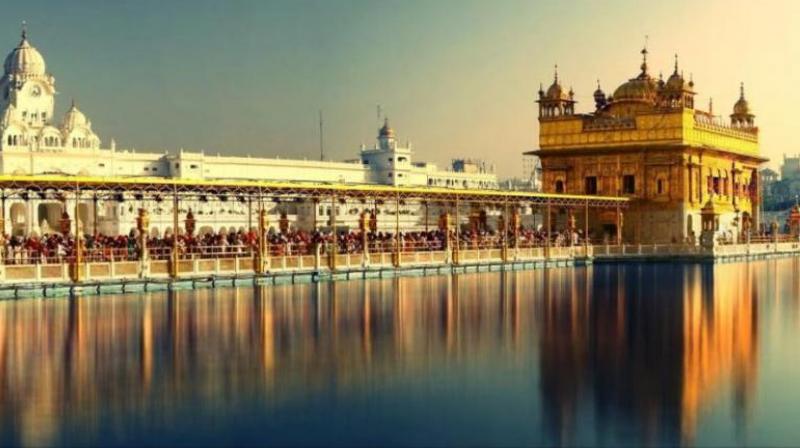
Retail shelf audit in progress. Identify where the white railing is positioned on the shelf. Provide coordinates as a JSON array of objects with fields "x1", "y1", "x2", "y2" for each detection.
[{"x1": 1, "y1": 241, "x2": 799, "y2": 286}]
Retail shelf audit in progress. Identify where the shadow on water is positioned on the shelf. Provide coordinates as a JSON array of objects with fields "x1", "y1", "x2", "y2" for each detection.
[{"x1": 0, "y1": 259, "x2": 797, "y2": 446}]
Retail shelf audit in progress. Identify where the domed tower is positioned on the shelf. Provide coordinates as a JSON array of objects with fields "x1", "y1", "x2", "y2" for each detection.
[
  {"x1": 0, "y1": 23, "x2": 56, "y2": 131},
  {"x1": 593, "y1": 79, "x2": 607, "y2": 111},
  {"x1": 657, "y1": 54, "x2": 696, "y2": 109},
  {"x1": 377, "y1": 117, "x2": 396, "y2": 150},
  {"x1": 60, "y1": 100, "x2": 100, "y2": 149},
  {"x1": 537, "y1": 65, "x2": 576, "y2": 119},
  {"x1": 730, "y1": 83, "x2": 755, "y2": 128},
  {"x1": 607, "y1": 46, "x2": 659, "y2": 116}
]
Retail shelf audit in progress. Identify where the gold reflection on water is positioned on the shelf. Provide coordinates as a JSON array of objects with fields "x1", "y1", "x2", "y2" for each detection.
[{"x1": 0, "y1": 261, "x2": 784, "y2": 445}]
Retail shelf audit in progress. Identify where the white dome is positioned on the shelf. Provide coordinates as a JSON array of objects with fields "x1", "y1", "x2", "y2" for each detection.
[
  {"x1": 61, "y1": 102, "x2": 88, "y2": 129},
  {"x1": 3, "y1": 30, "x2": 46, "y2": 76}
]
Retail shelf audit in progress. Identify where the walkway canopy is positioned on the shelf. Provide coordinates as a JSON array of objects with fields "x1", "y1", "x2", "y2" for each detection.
[{"x1": 0, "y1": 174, "x2": 629, "y2": 207}]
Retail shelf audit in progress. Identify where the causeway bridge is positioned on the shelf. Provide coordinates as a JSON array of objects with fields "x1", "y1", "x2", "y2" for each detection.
[{"x1": 0, "y1": 174, "x2": 792, "y2": 298}]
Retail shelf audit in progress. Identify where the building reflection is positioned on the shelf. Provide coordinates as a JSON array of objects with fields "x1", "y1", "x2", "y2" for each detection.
[
  {"x1": 537, "y1": 263, "x2": 760, "y2": 446},
  {"x1": 0, "y1": 261, "x2": 770, "y2": 446}
]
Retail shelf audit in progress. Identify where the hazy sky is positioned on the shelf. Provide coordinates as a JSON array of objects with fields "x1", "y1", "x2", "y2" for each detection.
[{"x1": 2, "y1": 0, "x2": 797, "y2": 176}]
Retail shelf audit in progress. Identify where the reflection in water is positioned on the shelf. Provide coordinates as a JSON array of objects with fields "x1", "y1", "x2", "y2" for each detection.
[
  {"x1": 538, "y1": 264, "x2": 759, "y2": 446},
  {"x1": 0, "y1": 260, "x2": 789, "y2": 446}
]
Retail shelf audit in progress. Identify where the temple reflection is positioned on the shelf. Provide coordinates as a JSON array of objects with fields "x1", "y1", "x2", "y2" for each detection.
[
  {"x1": 0, "y1": 261, "x2": 769, "y2": 446},
  {"x1": 537, "y1": 263, "x2": 760, "y2": 446}
]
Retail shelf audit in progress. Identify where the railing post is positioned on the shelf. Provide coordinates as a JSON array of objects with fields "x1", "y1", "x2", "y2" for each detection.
[
  {"x1": 169, "y1": 184, "x2": 179, "y2": 279},
  {"x1": 255, "y1": 193, "x2": 268, "y2": 274},
  {"x1": 359, "y1": 208, "x2": 369, "y2": 267},
  {"x1": 501, "y1": 198, "x2": 509, "y2": 262},
  {"x1": 545, "y1": 201, "x2": 552, "y2": 260},
  {"x1": 393, "y1": 192, "x2": 401, "y2": 268},
  {"x1": 70, "y1": 182, "x2": 82, "y2": 284},
  {"x1": 137, "y1": 207, "x2": 150, "y2": 278},
  {"x1": 584, "y1": 199, "x2": 589, "y2": 254},
  {"x1": 329, "y1": 192, "x2": 337, "y2": 271},
  {"x1": 453, "y1": 196, "x2": 460, "y2": 265}
]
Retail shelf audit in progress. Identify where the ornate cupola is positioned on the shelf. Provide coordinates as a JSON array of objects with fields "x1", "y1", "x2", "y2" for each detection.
[
  {"x1": 730, "y1": 82, "x2": 755, "y2": 128},
  {"x1": 537, "y1": 65, "x2": 576, "y2": 119},
  {"x1": 377, "y1": 117, "x2": 396, "y2": 150},
  {"x1": 606, "y1": 46, "x2": 660, "y2": 117},
  {"x1": 3, "y1": 24, "x2": 46, "y2": 78},
  {"x1": 658, "y1": 54, "x2": 695, "y2": 109},
  {"x1": 593, "y1": 79, "x2": 607, "y2": 111}
]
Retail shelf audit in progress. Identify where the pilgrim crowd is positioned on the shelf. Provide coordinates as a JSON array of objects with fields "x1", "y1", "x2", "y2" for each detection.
[{"x1": 1, "y1": 226, "x2": 589, "y2": 265}]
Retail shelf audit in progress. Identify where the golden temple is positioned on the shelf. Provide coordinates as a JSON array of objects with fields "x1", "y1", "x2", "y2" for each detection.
[{"x1": 528, "y1": 47, "x2": 767, "y2": 244}]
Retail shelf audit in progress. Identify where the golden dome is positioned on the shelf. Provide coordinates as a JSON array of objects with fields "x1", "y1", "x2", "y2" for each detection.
[
  {"x1": 545, "y1": 65, "x2": 569, "y2": 100},
  {"x1": 611, "y1": 47, "x2": 658, "y2": 103},
  {"x1": 612, "y1": 77, "x2": 658, "y2": 103},
  {"x1": 733, "y1": 82, "x2": 750, "y2": 115}
]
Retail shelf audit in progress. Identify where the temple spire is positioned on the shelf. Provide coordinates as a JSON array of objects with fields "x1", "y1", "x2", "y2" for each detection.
[
  {"x1": 554, "y1": 64, "x2": 559, "y2": 83},
  {"x1": 740, "y1": 82, "x2": 746, "y2": 100},
  {"x1": 673, "y1": 53, "x2": 679, "y2": 74},
  {"x1": 640, "y1": 35, "x2": 649, "y2": 75},
  {"x1": 21, "y1": 20, "x2": 27, "y2": 40}
]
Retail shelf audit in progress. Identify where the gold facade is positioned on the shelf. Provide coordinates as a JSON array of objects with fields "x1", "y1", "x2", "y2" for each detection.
[{"x1": 529, "y1": 52, "x2": 767, "y2": 243}]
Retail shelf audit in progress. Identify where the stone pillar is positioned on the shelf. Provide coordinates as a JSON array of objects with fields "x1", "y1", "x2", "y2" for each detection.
[
  {"x1": 136, "y1": 208, "x2": 150, "y2": 277},
  {"x1": 359, "y1": 210, "x2": 369, "y2": 263},
  {"x1": 393, "y1": 193, "x2": 401, "y2": 268},
  {"x1": 70, "y1": 188, "x2": 82, "y2": 283},
  {"x1": 500, "y1": 200, "x2": 508, "y2": 262},
  {"x1": 255, "y1": 208, "x2": 268, "y2": 274},
  {"x1": 453, "y1": 197, "x2": 460, "y2": 265},
  {"x1": 329, "y1": 193, "x2": 337, "y2": 271},
  {"x1": 169, "y1": 188, "x2": 179, "y2": 279}
]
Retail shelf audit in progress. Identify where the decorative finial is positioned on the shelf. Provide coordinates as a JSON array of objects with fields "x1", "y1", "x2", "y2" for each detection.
[
  {"x1": 21, "y1": 21, "x2": 27, "y2": 40},
  {"x1": 674, "y1": 53, "x2": 679, "y2": 74},
  {"x1": 640, "y1": 36, "x2": 649, "y2": 75},
  {"x1": 554, "y1": 64, "x2": 559, "y2": 83},
  {"x1": 596, "y1": 79, "x2": 601, "y2": 90},
  {"x1": 740, "y1": 82, "x2": 745, "y2": 99},
  {"x1": 709, "y1": 97, "x2": 713, "y2": 115}
]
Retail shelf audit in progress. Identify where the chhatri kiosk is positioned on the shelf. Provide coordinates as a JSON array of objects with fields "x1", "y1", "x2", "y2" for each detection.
[{"x1": 528, "y1": 47, "x2": 767, "y2": 244}]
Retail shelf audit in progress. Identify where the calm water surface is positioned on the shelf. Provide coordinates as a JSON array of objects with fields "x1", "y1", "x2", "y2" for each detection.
[{"x1": 2, "y1": 260, "x2": 800, "y2": 447}]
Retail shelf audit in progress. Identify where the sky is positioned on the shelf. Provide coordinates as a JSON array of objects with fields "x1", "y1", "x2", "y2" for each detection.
[{"x1": 2, "y1": 0, "x2": 798, "y2": 176}]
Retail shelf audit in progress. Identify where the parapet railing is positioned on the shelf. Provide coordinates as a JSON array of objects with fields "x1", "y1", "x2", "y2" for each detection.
[
  {"x1": 2, "y1": 240, "x2": 798, "y2": 286},
  {"x1": 0, "y1": 240, "x2": 594, "y2": 286}
]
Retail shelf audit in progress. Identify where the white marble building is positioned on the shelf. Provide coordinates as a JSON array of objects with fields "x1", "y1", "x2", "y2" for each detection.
[{"x1": 0, "y1": 28, "x2": 499, "y2": 236}]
